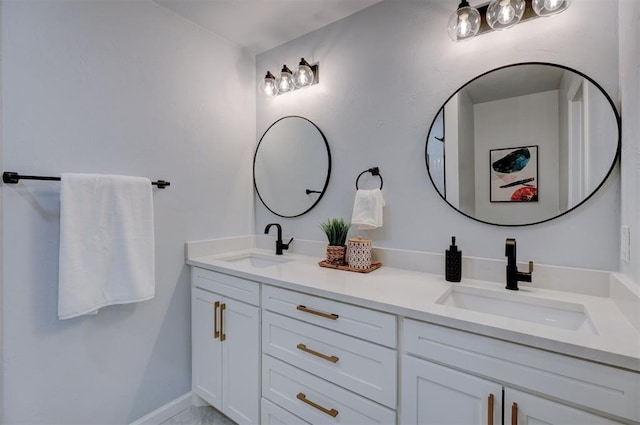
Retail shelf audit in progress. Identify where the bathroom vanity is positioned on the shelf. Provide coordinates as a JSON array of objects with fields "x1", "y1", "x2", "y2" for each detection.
[{"x1": 186, "y1": 238, "x2": 640, "y2": 425}]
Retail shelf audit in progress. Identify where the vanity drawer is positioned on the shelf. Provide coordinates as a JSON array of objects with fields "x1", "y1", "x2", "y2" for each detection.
[
  {"x1": 262, "y1": 311, "x2": 397, "y2": 408},
  {"x1": 192, "y1": 267, "x2": 260, "y2": 306},
  {"x1": 261, "y1": 398, "x2": 310, "y2": 425},
  {"x1": 403, "y1": 318, "x2": 640, "y2": 422},
  {"x1": 262, "y1": 285, "x2": 396, "y2": 347},
  {"x1": 262, "y1": 355, "x2": 396, "y2": 424}
]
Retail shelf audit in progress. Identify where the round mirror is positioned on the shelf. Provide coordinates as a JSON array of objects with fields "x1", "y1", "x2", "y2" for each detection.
[
  {"x1": 425, "y1": 63, "x2": 620, "y2": 226},
  {"x1": 254, "y1": 116, "x2": 331, "y2": 218}
]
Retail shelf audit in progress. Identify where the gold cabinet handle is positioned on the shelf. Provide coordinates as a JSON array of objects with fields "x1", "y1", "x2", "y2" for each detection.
[
  {"x1": 511, "y1": 402, "x2": 518, "y2": 425},
  {"x1": 220, "y1": 303, "x2": 226, "y2": 342},
  {"x1": 296, "y1": 305, "x2": 339, "y2": 320},
  {"x1": 296, "y1": 392, "x2": 338, "y2": 418},
  {"x1": 214, "y1": 301, "x2": 220, "y2": 339},
  {"x1": 296, "y1": 343, "x2": 339, "y2": 364},
  {"x1": 488, "y1": 393, "x2": 494, "y2": 425}
]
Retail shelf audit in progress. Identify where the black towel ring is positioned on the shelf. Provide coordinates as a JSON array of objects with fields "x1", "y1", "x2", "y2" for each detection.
[{"x1": 355, "y1": 167, "x2": 383, "y2": 190}]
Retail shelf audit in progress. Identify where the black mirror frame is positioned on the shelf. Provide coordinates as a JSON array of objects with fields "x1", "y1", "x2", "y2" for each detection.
[
  {"x1": 425, "y1": 62, "x2": 621, "y2": 227},
  {"x1": 254, "y1": 115, "x2": 332, "y2": 218}
]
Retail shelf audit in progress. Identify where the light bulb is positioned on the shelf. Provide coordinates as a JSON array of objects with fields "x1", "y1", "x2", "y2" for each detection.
[
  {"x1": 447, "y1": 0, "x2": 480, "y2": 42},
  {"x1": 275, "y1": 65, "x2": 295, "y2": 94},
  {"x1": 458, "y1": 13, "x2": 471, "y2": 37},
  {"x1": 497, "y1": 0, "x2": 515, "y2": 24},
  {"x1": 258, "y1": 71, "x2": 278, "y2": 97},
  {"x1": 294, "y1": 58, "x2": 315, "y2": 88},
  {"x1": 532, "y1": 0, "x2": 571, "y2": 16},
  {"x1": 545, "y1": 0, "x2": 562, "y2": 10},
  {"x1": 486, "y1": 0, "x2": 524, "y2": 30}
]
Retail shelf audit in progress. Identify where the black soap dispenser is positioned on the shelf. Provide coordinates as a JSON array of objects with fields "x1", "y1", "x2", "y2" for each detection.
[{"x1": 445, "y1": 236, "x2": 462, "y2": 282}]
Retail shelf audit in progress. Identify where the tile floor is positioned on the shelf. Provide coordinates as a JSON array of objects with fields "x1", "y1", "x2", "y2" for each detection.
[{"x1": 159, "y1": 406, "x2": 236, "y2": 425}]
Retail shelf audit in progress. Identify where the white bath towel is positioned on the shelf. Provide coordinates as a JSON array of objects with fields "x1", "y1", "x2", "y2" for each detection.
[
  {"x1": 351, "y1": 188, "x2": 385, "y2": 230},
  {"x1": 58, "y1": 173, "x2": 155, "y2": 320}
]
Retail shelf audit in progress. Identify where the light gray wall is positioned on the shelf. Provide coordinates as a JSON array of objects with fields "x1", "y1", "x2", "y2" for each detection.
[
  {"x1": 619, "y1": 0, "x2": 640, "y2": 283},
  {"x1": 256, "y1": 0, "x2": 621, "y2": 271},
  {"x1": 1, "y1": 1, "x2": 255, "y2": 423}
]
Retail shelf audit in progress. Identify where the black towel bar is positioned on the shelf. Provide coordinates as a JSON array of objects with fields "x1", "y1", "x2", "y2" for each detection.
[
  {"x1": 2, "y1": 171, "x2": 170, "y2": 189},
  {"x1": 355, "y1": 167, "x2": 383, "y2": 190}
]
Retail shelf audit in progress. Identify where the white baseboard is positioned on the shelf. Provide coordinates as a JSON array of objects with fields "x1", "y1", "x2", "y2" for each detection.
[
  {"x1": 191, "y1": 393, "x2": 210, "y2": 407},
  {"x1": 129, "y1": 392, "x2": 196, "y2": 425}
]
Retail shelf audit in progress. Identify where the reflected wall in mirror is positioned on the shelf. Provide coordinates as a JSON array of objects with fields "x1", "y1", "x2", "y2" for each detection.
[
  {"x1": 426, "y1": 63, "x2": 620, "y2": 226},
  {"x1": 254, "y1": 116, "x2": 331, "y2": 218}
]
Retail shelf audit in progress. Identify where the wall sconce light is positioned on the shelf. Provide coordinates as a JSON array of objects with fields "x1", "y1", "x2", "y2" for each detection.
[
  {"x1": 275, "y1": 65, "x2": 296, "y2": 94},
  {"x1": 448, "y1": 0, "x2": 571, "y2": 42},
  {"x1": 258, "y1": 71, "x2": 277, "y2": 97},
  {"x1": 259, "y1": 58, "x2": 318, "y2": 97}
]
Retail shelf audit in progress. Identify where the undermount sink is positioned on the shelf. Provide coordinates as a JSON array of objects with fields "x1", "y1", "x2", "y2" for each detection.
[
  {"x1": 220, "y1": 252, "x2": 293, "y2": 269},
  {"x1": 436, "y1": 286, "x2": 598, "y2": 335}
]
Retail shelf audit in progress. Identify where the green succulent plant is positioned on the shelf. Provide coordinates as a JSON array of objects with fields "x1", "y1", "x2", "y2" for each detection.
[{"x1": 320, "y1": 218, "x2": 351, "y2": 246}]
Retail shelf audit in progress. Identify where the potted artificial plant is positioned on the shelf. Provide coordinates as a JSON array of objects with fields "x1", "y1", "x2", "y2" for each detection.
[{"x1": 320, "y1": 218, "x2": 351, "y2": 265}]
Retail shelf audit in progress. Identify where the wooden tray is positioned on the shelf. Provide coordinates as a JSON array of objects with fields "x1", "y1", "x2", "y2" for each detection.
[{"x1": 318, "y1": 260, "x2": 382, "y2": 273}]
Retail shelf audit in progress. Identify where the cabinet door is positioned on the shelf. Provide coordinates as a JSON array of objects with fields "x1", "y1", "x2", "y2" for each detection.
[
  {"x1": 505, "y1": 388, "x2": 622, "y2": 425},
  {"x1": 192, "y1": 288, "x2": 223, "y2": 409},
  {"x1": 401, "y1": 355, "x2": 502, "y2": 425},
  {"x1": 221, "y1": 297, "x2": 261, "y2": 425}
]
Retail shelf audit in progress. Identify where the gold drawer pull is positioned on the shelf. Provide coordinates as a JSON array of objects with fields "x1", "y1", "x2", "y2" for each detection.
[
  {"x1": 296, "y1": 392, "x2": 339, "y2": 418},
  {"x1": 214, "y1": 301, "x2": 220, "y2": 339},
  {"x1": 296, "y1": 343, "x2": 339, "y2": 364},
  {"x1": 511, "y1": 402, "x2": 518, "y2": 425},
  {"x1": 296, "y1": 305, "x2": 339, "y2": 320},
  {"x1": 220, "y1": 303, "x2": 226, "y2": 342},
  {"x1": 488, "y1": 393, "x2": 494, "y2": 425}
]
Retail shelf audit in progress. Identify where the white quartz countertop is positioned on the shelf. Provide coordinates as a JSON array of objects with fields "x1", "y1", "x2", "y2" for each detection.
[{"x1": 187, "y1": 248, "x2": 640, "y2": 372}]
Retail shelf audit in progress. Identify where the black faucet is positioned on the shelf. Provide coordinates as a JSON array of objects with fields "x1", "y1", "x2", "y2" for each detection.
[
  {"x1": 505, "y1": 238, "x2": 533, "y2": 290},
  {"x1": 264, "y1": 223, "x2": 293, "y2": 255}
]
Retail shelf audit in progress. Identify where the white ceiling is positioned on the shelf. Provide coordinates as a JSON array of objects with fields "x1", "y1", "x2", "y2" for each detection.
[
  {"x1": 154, "y1": 0, "x2": 382, "y2": 54},
  {"x1": 464, "y1": 65, "x2": 566, "y2": 104}
]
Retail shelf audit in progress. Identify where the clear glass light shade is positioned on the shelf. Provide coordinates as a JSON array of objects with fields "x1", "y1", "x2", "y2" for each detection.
[
  {"x1": 447, "y1": 5, "x2": 481, "y2": 42},
  {"x1": 486, "y1": 0, "x2": 525, "y2": 30},
  {"x1": 275, "y1": 67, "x2": 295, "y2": 94},
  {"x1": 258, "y1": 73, "x2": 278, "y2": 97},
  {"x1": 294, "y1": 64, "x2": 315, "y2": 88},
  {"x1": 532, "y1": 0, "x2": 571, "y2": 16}
]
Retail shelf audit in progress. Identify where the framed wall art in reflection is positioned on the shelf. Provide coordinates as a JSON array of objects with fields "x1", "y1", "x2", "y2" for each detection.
[{"x1": 490, "y1": 146, "x2": 538, "y2": 203}]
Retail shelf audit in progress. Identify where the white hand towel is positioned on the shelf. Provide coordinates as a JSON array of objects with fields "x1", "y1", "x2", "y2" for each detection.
[
  {"x1": 351, "y1": 188, "x2": 385, "y2": 230},
  {"x1": 58, "y1": 173, "x2": 155, "y2": 320}
]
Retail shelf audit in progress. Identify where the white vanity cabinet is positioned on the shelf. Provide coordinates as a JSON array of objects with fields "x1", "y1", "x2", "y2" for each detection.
[
  {"x1": 401, "y1": 318, "x2": 639, "y2": 425},
  {"x1": 261, "y1": 285, "x2": 398, "y2": 424},
  {"x1": 191, "y1": 268, "x2": 260, "y2": 425},
  {"x1": 187, "y1": 246, "x2": 640, "y2": 425}
]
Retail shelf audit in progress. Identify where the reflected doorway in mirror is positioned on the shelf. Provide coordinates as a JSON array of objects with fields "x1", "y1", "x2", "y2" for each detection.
[{"x1": 490, "y1": 146, "x2": 538, "y2": 202}]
